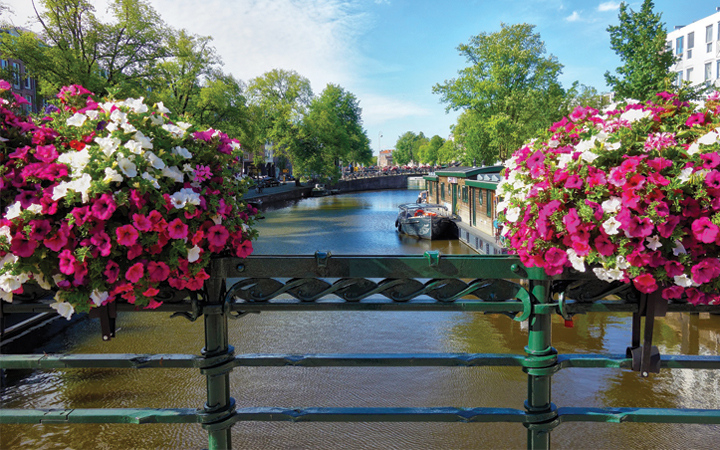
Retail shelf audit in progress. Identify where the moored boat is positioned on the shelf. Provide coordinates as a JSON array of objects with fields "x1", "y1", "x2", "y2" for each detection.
[{"x1": 395, "y1": 203, "x2": 456, "y2": 240}]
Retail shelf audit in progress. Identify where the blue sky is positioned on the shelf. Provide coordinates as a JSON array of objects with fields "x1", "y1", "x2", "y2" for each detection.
[{"x1": 5, "y1": 0, "x2": 719, "y2": 156}]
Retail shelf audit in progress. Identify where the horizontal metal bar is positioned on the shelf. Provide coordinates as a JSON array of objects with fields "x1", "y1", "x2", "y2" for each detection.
[
  {"x1": 558, "y1": 407, "x2": 720, "y2": 424},
  {"x1": 229, "y1": 301, "x2": 526, "y2": 312},
  {"x1": 229, "y1": 407, "x2": 530, "y2": 423},
  {"x1": 219, "y1": 254, "x2": 547, "y2": 280},
  {"x1": 229, "y1": 353, "x2": 527, "y2": 367},
  {"x1": 4, "y1": 353, "x2": 719, "y2": 370},
  {"x1": 0, "y1": 408, "x2": 200, "y2": 424}
]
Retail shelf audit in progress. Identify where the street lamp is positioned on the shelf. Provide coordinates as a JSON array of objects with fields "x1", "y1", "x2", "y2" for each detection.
[{"x1": 378, "y1": 131, "x2": 383, "y2": 155}]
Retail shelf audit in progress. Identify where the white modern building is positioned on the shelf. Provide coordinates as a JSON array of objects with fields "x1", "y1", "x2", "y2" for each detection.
[{"x1": 667, "y1": 8, "x2": 720, "y2": 86}]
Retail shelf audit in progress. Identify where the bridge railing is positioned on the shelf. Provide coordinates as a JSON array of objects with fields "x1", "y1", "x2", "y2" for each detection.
[{"x1": 2, "y1": 252, "x2": 720, "y2": 449}]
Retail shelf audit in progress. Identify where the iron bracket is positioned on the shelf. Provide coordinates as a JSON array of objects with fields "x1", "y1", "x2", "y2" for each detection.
[
  {"x1": 88, "y1": 302, "x2": 117, "y2": 341},
  {"x1": 424, "y1": 250, "x2": 440, "y2": 267},
  {"x1": 626, "y1": 289, "x2": 667, "y2": 376},
  {"x1": 315, "y1": 250, "x2": 332, "y2": 268}
]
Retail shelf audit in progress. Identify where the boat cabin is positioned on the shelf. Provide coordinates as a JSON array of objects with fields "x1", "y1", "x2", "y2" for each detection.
[{"x1": 423, "y1": 165, "x2": 505, "y2": 254}]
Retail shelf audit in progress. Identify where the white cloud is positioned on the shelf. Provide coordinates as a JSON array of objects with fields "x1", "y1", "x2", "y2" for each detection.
[
  {"x1": 598, "y1": 1, "x2": 621, "y2": 12},
  {"x1": 357, "y1": 93, "x2": 431, "y2": 126},
  {"x1": 565, "y1": 11, "x2": 582, "y2": 22}
]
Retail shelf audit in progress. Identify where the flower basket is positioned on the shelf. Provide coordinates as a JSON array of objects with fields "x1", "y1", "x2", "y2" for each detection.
[
  {"x1": 499, "y1": 91, "x2": 720, "y2": 306},
  {"x1": 0, "y1": 81, "x2": 258, "y2": 322}
]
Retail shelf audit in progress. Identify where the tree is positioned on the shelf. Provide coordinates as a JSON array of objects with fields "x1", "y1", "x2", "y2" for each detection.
[
  {"x1": 291, "y1": 84, "x2": 371, "y2": 181},
  {"x1": 417, "y1": 135, "x2": 444, "y2": 165},
  {"x1": 604, "y1": 0, "x2": 675, "y2": 101},
  {"x1": 433, "y1": 23, "x2": 566, "y2": 161},
  {"x1": 0, "y1": 0, "x2": 167, "y2": 97},
  {"x1": 563, "y1": 82, "x2": 611, "y2": 112},
  {"x1": 247, "y1": 69, "x2": 313, "y2": 182},
  {"x1": 394, "y1": 131, "x2": 426, "y2": 166}
]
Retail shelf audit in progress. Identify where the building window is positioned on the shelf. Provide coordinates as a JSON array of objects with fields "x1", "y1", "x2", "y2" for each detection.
[
  {"x1": 688, "y1": 32, "x2": 695, "y2": 50},
  {"x1": 440, "y1": 183, "x2": 445, "y2": 201},
  {"x1": 428, "y1": 183, "x2": 433, "y2": 196},
  {"x1": 706, "y1": 62, "x2": 713, "y2": 82},
  {"x1": 688, "y1": 49, "x2": 693, "y2": 59},
  {"x1": 0, "y1": 59, "x2": 7, "y2": 69},
  {"x1": 462, "y1": 186, "x2": 468, "y2": 203},
  {"x1": 676, "y1": 36, "x2": 684, "y2": 56},
  {"x1": 24, "y1": 76, "x2": 31, "y2": 89},
  {"x1": 676, "y1": 71, "x2": 683, "y2": 85},
  {"x1": 717, "y1": 60, "x2": 720, "y2": 79},
  {"x1": 686, "y1": 67, "x2": 693, "y2": 81},
  {"x1": 12, "y1": 62, "x2": 20, "y2": 87}
]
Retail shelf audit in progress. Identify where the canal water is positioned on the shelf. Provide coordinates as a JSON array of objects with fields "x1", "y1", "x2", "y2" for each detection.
[{"x1": 2, "y1": 189, "x2": 720, "y2": 449}]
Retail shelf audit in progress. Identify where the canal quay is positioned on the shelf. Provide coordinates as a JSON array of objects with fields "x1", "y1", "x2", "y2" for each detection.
[{"x1": 2, "y1": 186, "x2": 720, "y2": 449}]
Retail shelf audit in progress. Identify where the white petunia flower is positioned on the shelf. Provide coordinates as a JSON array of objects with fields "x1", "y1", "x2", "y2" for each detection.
[
  {"x1": 110, "y1": 109, "x2": 127, "y2": 123},
  {"x1": 566, "y1": 248, "x2": 586, "y2": 272},
  {"x1": 673, "y1": 240, "x2": 687, "y2": 256},
  {"x1": 134, "y1": 130, "x2": 153, "y2": 149},
  {"x1": 95, "y1": 136, "x2": 121, "y2": 157},
  {"x1": 616, "y1": 256, "x2": 630, "y2": 270},
  {"x1": 172, "y1": 146, "x2": 193, "y2": 159},
  {"x1": 103, "y1": 167, "x2": 123, "y2": 183},
  {"x1": 69, "y1": 173, "x2": 92, "y2": 203},
  {"x1": 145, "y1": 151, "x2": 165, "y2": 170},
  {"x1": 176, "y1": 122, "x2": 192, "y2": 131},
  {"x1": 150, "y1": 114, "x2": 164, "y2": 126},
  {"x1": 556, "y1": 153, "x2": 573, "y2": 168},
  {"x1": 90, "y1": 290, "x2": 109, "y2": 307},
  {"x1": 674, "y1": 274, "x2": 693, "y2": 288},
  {"x1": 52, "y1": 182, "x2": 70, "y2": 201},
  {"x1": 678, "y1": 167, "x2": 694, "y2": 183},
  {"x1": 602, "y1": 216, "x2": 621, "y2": 235},
  {"x1": 118, "y1": 157, "x2": 138, "y2": 178},
  {"x1": 187, "y1": 245, "x2": 202, "y2": 263},
  {"x1": 156, "y1": 101, "x2": 171, "y2": 114},
  {"x1": 142, "y1": 172, "x2": 160, "y2": 189},
  {"x1": 66, "y1": 113, "x2": 87, "y2": 127},
  {"x1": 162, "y1": 166, "x2": 184, "y2": 183},
  {"x1": 601, "y1": 197, "x2": 622, "y2": 214},
  {"x1": 125, "y1": 97, "x2": 149, "y2": 113},
  {"x1": 0, "y1": 225, "x2": 11, "y2": 239},
  {"x1": 580, "y1": 151, "x2": 599, "y2": 163},
  {"x1": 505, "y1": 207, "x2": 520, "y2": 223},
  {"x1": 121, "y1": 121, "x2": 137, "y2": 133},
  {"x1": 50, "y1": 297, "x2": 75, "y2": 320},
  {"x1": 162, "y1": 124, "x2": 184, "y2": 137},
  {"x1": 124, "y1": 139, "x2": 144, "y2": 155},
  {"x1": 27, "y1": 203, "x2": 43, "y2": 214},
  {"x1": 646, "y1": 235, "x2": 662, "y2": 251},
  {"x1": 4, "y1": 201, "x2": 22, "y2": 220},
  {"x1": 106, "y1": 122, "x2": 118, "y2": 132},
  {"x1": 58, "y1": 149, "x2": 91, "y2": 176},
  {"x1": 86, "y1": 110, "x2": 99, "y2": 120}
]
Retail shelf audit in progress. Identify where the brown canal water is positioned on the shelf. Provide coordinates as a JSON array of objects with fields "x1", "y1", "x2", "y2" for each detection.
[{"x1": 2, "y1": 189, "x2": 720, "y2": 449}]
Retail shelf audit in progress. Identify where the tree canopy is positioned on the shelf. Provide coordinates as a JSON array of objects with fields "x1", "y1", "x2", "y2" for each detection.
[
  {"x1": 433, "y1": 23, "x2": 567, "y2": 163},
  {"x1": 604, "y1": 0, "x2": 676, "y2": 101}
]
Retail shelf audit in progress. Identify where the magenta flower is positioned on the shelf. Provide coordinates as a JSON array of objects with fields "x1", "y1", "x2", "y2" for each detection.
[
  {"x1": 127, "y1": 244, "x2": 144, "y2": 260},
  {"x1": 594, "y1": 234, "x2": 615, "y2": 256},
  {"x1": 564, "y1": 175, "x2": 583, "y2": 189},
  {"x1": 44, "y1": 231, "x2": 69, "y2": 252},
  {"x1": 167, "y1": 218, "x2": 189, "y2": 239},
  {"x1": 34, "y1": 144, "x2": 59, "y2": 163},
  {"x1": 194, "y1": 164, "x2": 213, "y2": 183},
  {"x1": 701, "y1": 152, "x2": 720, "y2": 169},
  {"x1": 147, "y1": 261, "x2": 170, "y2": 282},
  {"x1": 691, "y1": 258, "x2": 720, "y2": 284},
  {"x1": 91, "y1": 194, "x2": 117, "y2": 221},
  {"x1": 207, "y1": 225, "x2": 229, "y2": 248},
  {"x1": 104, "y1": 260, "x2": 120, "y2": 284},
  {"x1": 544, "y1": 248, "x2": 567, "y2": 268},
  {"x1": 235, "y1": 239, "x2": 253, "y2": 258},
  {"x1": 116, "y1": 224, "x2": 139, "y2": 246},
  {"x1": 633, "y1": 273, "x2": 658, "y2": 294},
  {"x1": 656, "y1": 215, "x2": 680, "y2": 238},
  {"x1": 685, "y1": 113, "x2": 706, "y2": 127},
  {"x1": 662, "y1": 285, "x2": 685, "y2": 300},
  {"x1": 686, "y1": 288, "x2": 707, "y2": 305},
  {"x1": 132, "y1": 213, "x2": 153, "y2": 232},
  {"x1": 706, "y1": 171, "x2": 720, "y2": 189},
  {"x1": 72, "y1": 206, "x2": 93, "y2": 226},
  {"x1": 10, "y1": 233, "x2": 38, "y2": 258},
  {"x1": 626, "y1": 216, "x2": 654, "y2": 238},
  {"x1": 125, "y1": 262, "x2": 144, "y2": 283},
  {"x1": 90, "y1": 231, "x2": 112, "y2": 257},
  {"x1": 59, "y1": 249, "x2": 77, "y2": 275},
  {"x1": 691, "y1": 217, "x2": 719, "y2": 243},
  {"x1": 29, "y1": 220, "x2": 52, "y2": 241}
]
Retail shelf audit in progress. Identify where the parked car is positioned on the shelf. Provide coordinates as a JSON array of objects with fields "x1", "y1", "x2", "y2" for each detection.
[{"x1": 260, "y1": 176, "x2": 280, "y2": 187}]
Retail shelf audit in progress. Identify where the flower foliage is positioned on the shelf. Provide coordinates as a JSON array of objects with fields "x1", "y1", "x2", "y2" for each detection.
[
  {"x1": 498, "y1": 91, "x2": 720, "y2": 305},
  {"x1": 0, "y1": 81, "x2": 258, "y2": 318}
]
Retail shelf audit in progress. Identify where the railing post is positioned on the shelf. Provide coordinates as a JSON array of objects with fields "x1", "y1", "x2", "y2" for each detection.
[
  {"x1": 524, "y1": 279, "x2": 556, "y2": 450},
  {"x1": 203, "y1": 273, "x2": 235, "y2": 450}
]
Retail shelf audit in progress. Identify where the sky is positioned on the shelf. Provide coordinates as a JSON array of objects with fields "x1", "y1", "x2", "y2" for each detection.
[{"x1": 4, "y1": 0, "x2": 719, "y2": 156}]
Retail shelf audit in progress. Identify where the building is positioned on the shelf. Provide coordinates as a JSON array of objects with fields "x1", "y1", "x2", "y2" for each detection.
[
  {"x1": 0, "y1": 26, "x2": 40, "y2": 113},
  {"x1": 667, "y1": 8, "x2": 720, "y2": 86},
  {"x1": 423, "y1": 165, "x2": 505, "y2": 255},
  {"x1": 378, "y1": 149, "x2": 393, "y2": 167}
]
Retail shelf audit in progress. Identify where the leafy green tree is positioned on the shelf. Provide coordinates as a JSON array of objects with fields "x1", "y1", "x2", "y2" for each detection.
[
  {"x1": 247, "y1": 69, "x2": 313, "y2": 182},
  {"x1": 604, "y1": 0, "x2": 676, "y2": 101},
  {"x1": 0, "y1": 0, "x2": 167, "y2": 97},
  {"x1": 417, "y1": 135, "x2": 444, "y2": 165},
  {"x1": 438, "y1": 139, "x2": 460, "y2": 165},
  {"x1": 563, "y1": 82, "x2": 611, "y2": 112},
  {"x1": 394, "y1": 131, "x2": 426, "y2": 166},
  {"x1": 292, "y1": 84, "x2": 371, "y2": 181},
  {"x1": 433, "y1": 23, "x2": 566, "y2": 161}
]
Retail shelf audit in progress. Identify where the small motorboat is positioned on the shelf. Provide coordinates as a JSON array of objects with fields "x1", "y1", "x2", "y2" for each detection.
[
  {"x1": 311, "y1": 184, "x2": 340, "y2": 197},
  {"x1": 395, "y1": 203, "x2": 456, "y2": 240}
]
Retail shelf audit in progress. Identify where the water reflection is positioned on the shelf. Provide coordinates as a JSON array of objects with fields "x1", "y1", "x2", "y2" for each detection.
[{"x1": 2, "y1": 190, "x2": 720, "y2": 449}]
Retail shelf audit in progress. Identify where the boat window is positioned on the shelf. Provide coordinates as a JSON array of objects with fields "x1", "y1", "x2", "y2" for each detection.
[
  {"x1": 462, "y1": 186, "x2": 468, "y2": 203},
  {"x1": 441, "y1": 183, "x2": 445, "y2": 200},
  {"x1": 478, "y1": 189, "x2": 483, "y2": 206},
  {"x1": 486, "y1": 190, "x2": 492, "y2": 215}
]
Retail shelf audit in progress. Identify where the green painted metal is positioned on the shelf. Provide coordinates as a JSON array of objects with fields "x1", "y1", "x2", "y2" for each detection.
[{"x1": 3, "y1": 254, "x2": 720, "y2": 449}]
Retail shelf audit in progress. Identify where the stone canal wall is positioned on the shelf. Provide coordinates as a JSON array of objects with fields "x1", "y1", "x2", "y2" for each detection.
[{"x1": 330, "y1": 174, "x2": 412, "y2": 192}]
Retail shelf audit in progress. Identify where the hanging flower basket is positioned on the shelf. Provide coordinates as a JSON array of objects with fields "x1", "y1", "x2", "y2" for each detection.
[
  {"x1": 498, "y1": 91, "x2": 720, "y2": 305},
  {"x1": 0, "y1": 81, "x2": 258, "y2": 319}
]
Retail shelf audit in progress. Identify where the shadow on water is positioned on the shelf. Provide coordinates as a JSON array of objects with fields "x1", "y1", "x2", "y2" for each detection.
[{"x1": 3, "y1": 190, "x2": 720, "y2": 449}]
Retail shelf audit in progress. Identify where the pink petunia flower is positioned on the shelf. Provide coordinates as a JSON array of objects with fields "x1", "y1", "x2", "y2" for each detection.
[
  {"x1": 167, "y1": 218, "x2": 189, "y2": 239},
  {"x1": 11, "y1": 233, "x2": 39, "y2": 258},
  {"x1": 235, "y1": 239, "x2": 253, "y2": 258},
  {"x1": 105, "y1": 260, "x2": 120, "y2": 284},
  {"x1": 125, "y1": 262, "x2": 144, "y2": 283},
  {"x1": 132, "y1": 213, "x2": 153, "y2": 232},
  {"x1": 116, "y1": 224, "x2": 139, "y2": 246},
  {"x1": 207, "y1": 225, "x2": 229, "y2": 248},
  {"x1": 34, "y1": 144, "x2": 59, "y2": 163},
  {"x1": 90, "y1": 231, "x2": 112, "y2": 257},
  {"x1": 147, "y1": 261, "x2": 170, "y2": 282},
  {"x1": 691, "y1": 217, "x2": 719, "y2": 243},
  {"x1": 59, "y1": 249, "x2": 77, "y2": 275},
  {"x1": 691, "y1": 258, "x2": 720, "y2": 284},
  {"x1": 91, "y1": 194, "x2": 117, "y2": 221},
  {"x1": 633, "y1": 273, "x2": 658, "y2": 294}
]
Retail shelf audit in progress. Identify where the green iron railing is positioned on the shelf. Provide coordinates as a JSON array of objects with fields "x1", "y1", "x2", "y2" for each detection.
[{"x1": 2, "y1": 252, "x2": 720, "y2": 450}]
